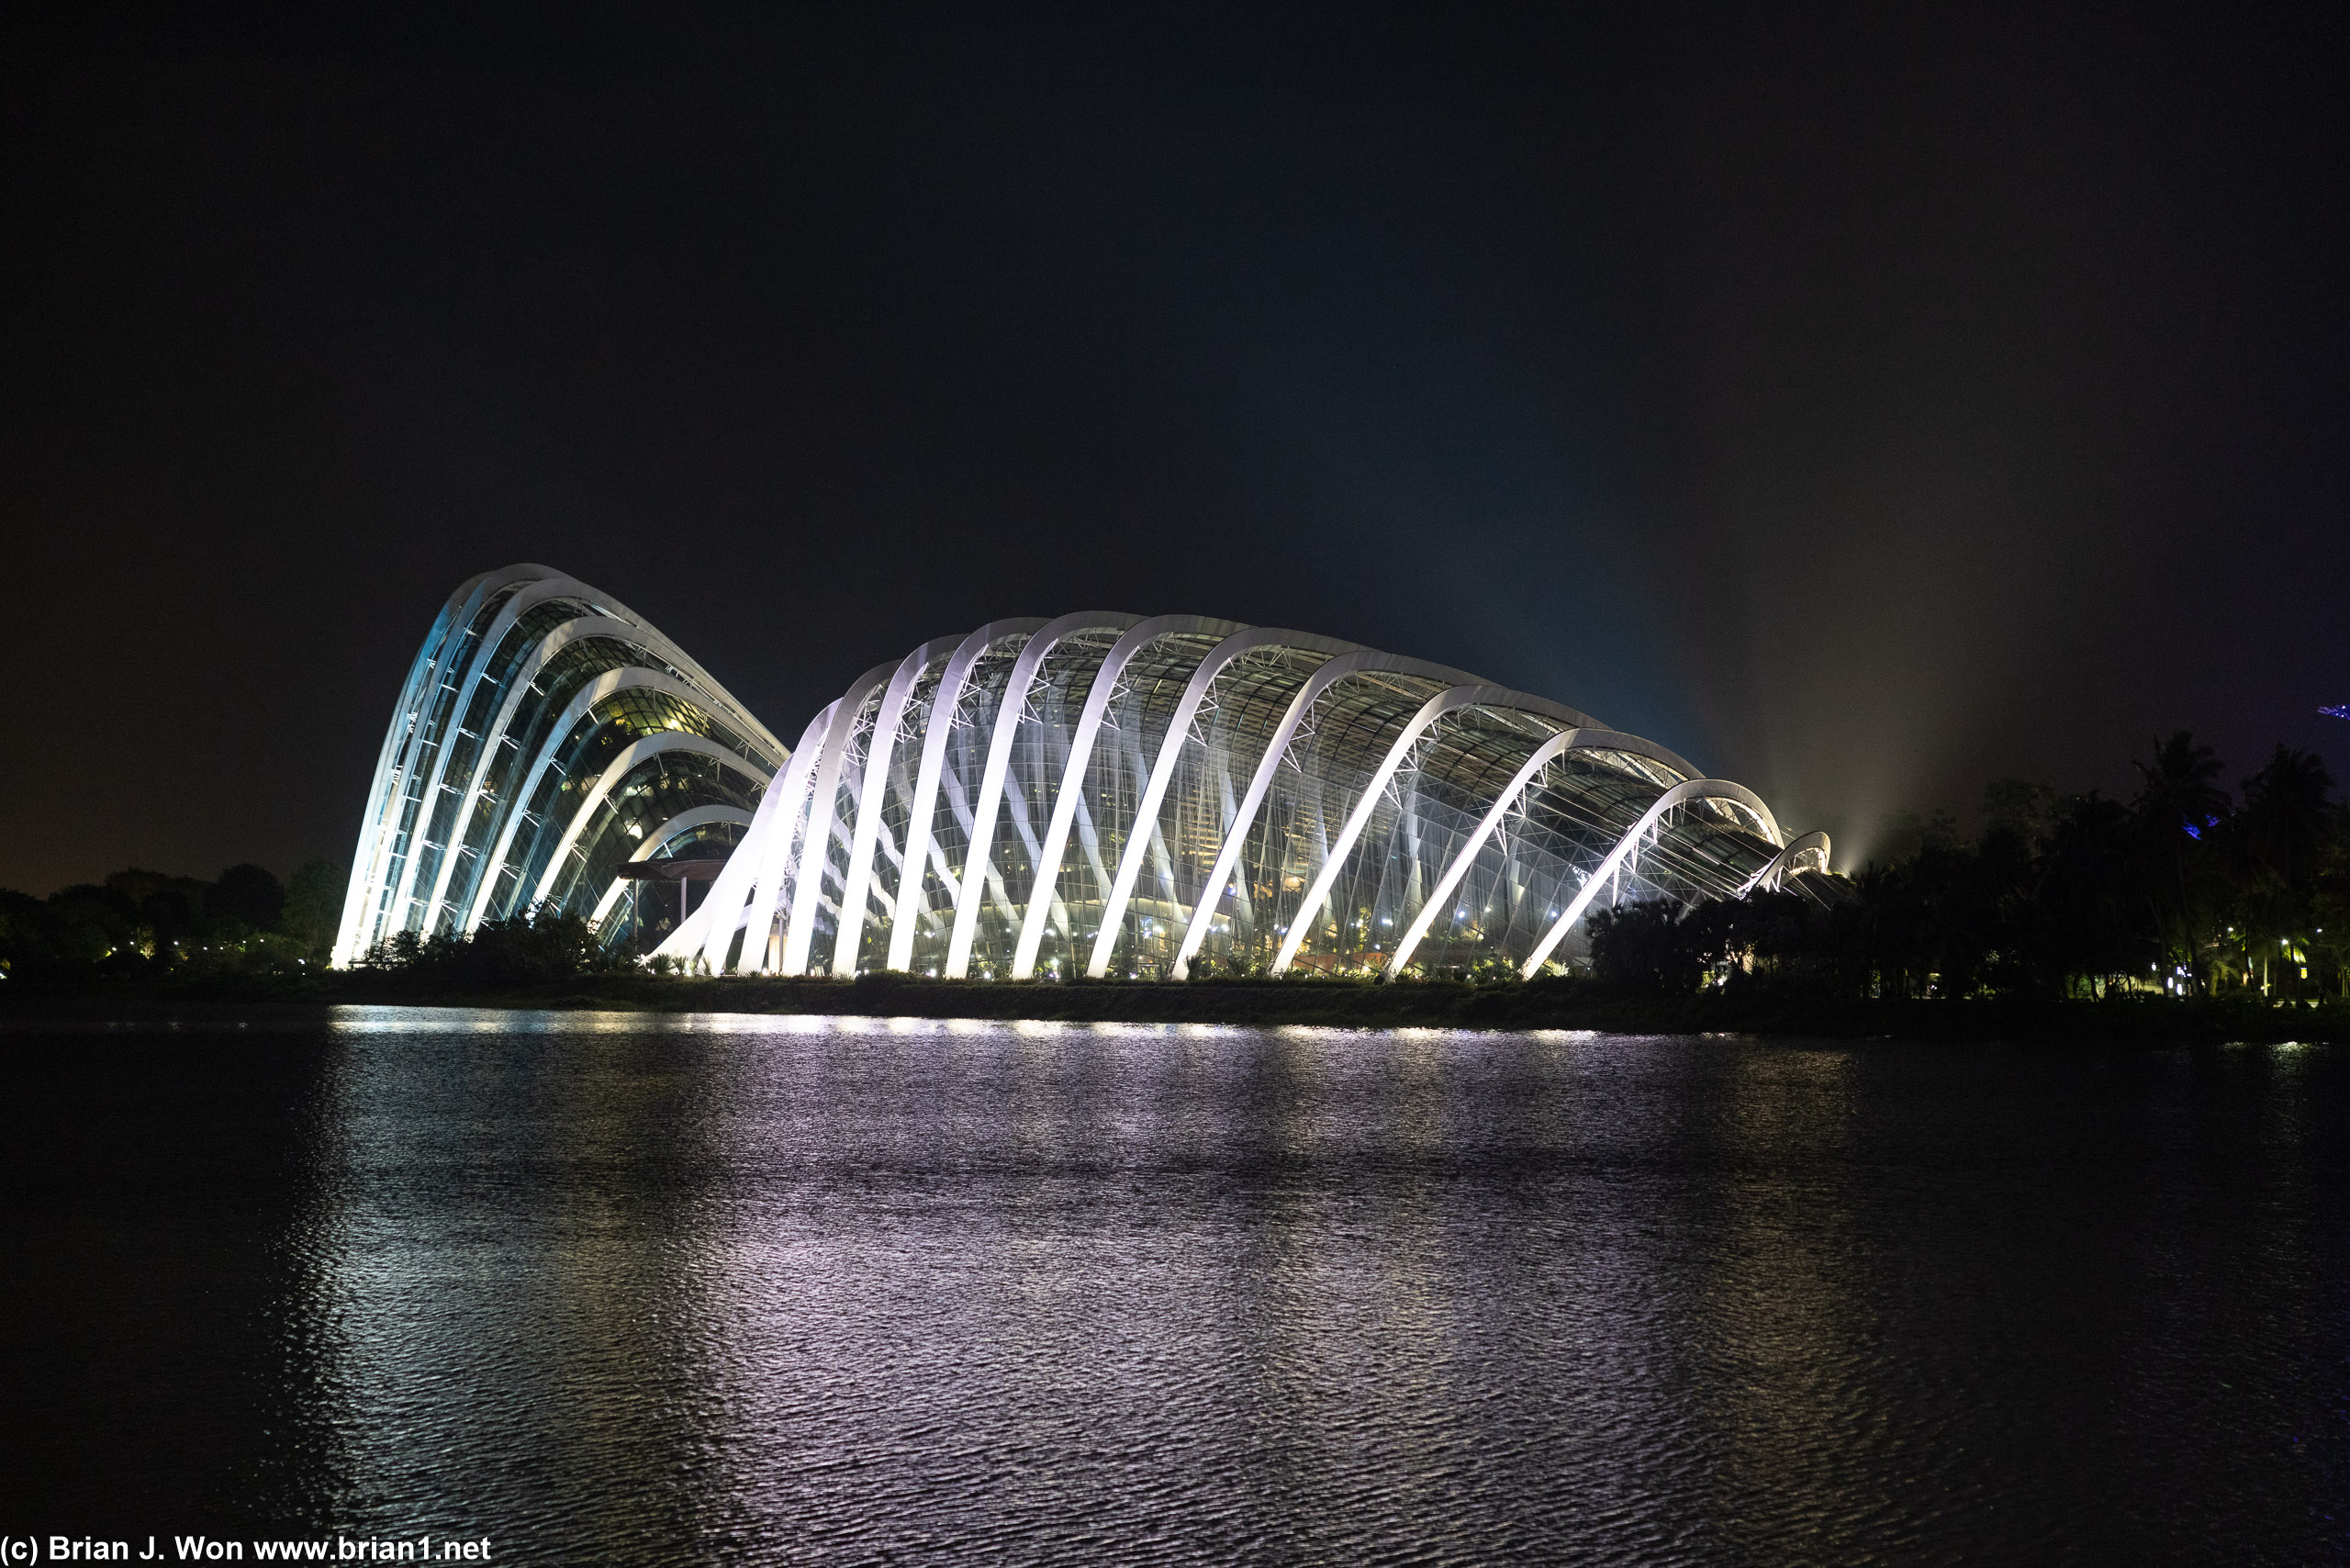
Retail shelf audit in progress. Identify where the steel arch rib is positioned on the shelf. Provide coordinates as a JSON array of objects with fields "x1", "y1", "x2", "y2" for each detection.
[
  {"x1": 333, "y1": 570, "x2": 484, "y2": 962},
  {"x1": 1736, "y1": 830, "x2": 1832, "y2": 896},
  {"x1": 381, "y1": 573, "x2": 598, "y2": 937},
  {"x1": 342, "y1": 565, "x2": 784, "y2": 962},
  {"x1": 414, "y1": 613, "x2": 696, "y2": 935},
  {"x1": 1082, "y1": 628, "x2": 1363, "y2": 978},
  {"x1": 384, "y1": 573, "x2": 779, "y2": 937},
  {"x1": 1270, "y1": 685, "x2": 1530, "y2": 975},
  {"x1": 523, "y1": 732, "x2": 771, "y2": 909},
  {"x1": 458, "y1": 665, "x2": 761, "y2": 934},
  {"x1": 884, "y1": 619, "x2": 1051, "y2": 974},
  {"x1": 587, "y1": 803, "x2": 756, "y2": 925},
  {"x1": 335, "y1": 566, "x2": 538, "y2": 964},
  {"x1": 1518, "y1": 779, "x2": 1783, "y2": 979},
  {"x1": 1383, "y1": 726, "x2": 1692, "y2": 974},
  {"x1": 943, "y1": 612, "x2": 1143, "y2": 980},
  {"x1": 671, "y1": 703, "x2": 834, "y2": 970},
  {"x1": 777, "y1": 660, "x2": 903, "y2": 977},
  {"x1": 1009, "y1": 615, "x2": 1244, "y2": 980},
  {"x1": 1169, "y1": 648, "x2": 1487, "y2": 980},
  {"x1": 832, "y1": 638, "x2": 961, "y2": 977}
]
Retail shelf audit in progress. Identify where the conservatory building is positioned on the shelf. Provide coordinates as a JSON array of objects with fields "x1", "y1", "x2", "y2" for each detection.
[{"x1": 335, "y1": 566, "x2": 1833, "y2": 978}]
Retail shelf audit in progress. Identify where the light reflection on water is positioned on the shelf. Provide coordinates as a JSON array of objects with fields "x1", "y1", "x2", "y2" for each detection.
[{"x1": 1, "y1": 1010, "x2": 2344, "y2": 1563}]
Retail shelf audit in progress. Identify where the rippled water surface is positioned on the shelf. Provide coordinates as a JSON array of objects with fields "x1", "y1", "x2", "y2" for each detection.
[{"x1": 3, "y1": 1010, "x2": 2344, "y2": 1563}]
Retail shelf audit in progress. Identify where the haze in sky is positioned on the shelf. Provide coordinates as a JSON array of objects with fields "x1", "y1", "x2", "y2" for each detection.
[{"x1": 3, "y1": 3, "x2": 2344, "y2": 890}]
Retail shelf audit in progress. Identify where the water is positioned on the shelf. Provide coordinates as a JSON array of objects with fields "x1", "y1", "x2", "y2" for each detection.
[{"x1": 2, "y1": 1010, "x2": 2344, "y2": 1564}]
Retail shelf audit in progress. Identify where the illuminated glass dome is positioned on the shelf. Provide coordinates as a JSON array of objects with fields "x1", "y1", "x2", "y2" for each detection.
[
  {"x1": 332, "y1": 566, "x2": 784, "y2": 967},
  {"x1": 341, "y1": 574, "x2": 1832, "y2": 977},
  {"x1": 654, "y1": 610, "x2": 1833, "y2": 980}
]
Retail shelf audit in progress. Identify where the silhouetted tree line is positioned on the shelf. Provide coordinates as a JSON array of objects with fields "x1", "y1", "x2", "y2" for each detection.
[
  {"x1": 1591, "y1": 733, "x2": 2348, "y2": 1002},
  {"x1": 8, "y1": 729, "x2": 2341, "y2": 1004},
  {"x1": 0, "y1": 856, "x2": 631, "y2": 990},
  {"x1": 0, "y1": 859, "x2": 345, "y2": 980},
  {"x1": 352, "y1": 905, "x2": 620, "y2": 986}
]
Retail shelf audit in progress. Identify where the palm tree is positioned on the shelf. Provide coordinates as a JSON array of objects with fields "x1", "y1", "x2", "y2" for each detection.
[
  {"x1": 2238, "y1": 745, "x2": 2335, "y2": 996},
  {"x1": 2132, "y1": 732, "x2": 2229, "y2": 991}
]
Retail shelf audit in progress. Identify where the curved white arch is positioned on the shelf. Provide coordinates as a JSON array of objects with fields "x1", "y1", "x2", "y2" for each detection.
[
  {"x1": 337, "y1": 564, "x2": 784, "y2": 964},
  {"x1": 942, "y1": 611, "x2": 1146, "y2": 979},
  {"x1": 1270, "y1": 685, "x2": 1532, "y2": 974},
  {"x1": 777, "y1": 660, "x2": 903, "y2": 976},
  {"x1": 336, "y1": 565, "x2": 543, "y2": 964},
  {"x1": 525, "y1": 731, "x2": 770, "y2": 909},
  {"x1": 884, "y1": 619, "x2": 1051, "y2": 974},
  {"x1": 1169, "y1": 648, "x2": 1486, "y2": 980},
  {"x1": 459, "y1": 666, "x2": 762, "y2": 933},
  {"x1": 383, "y1": 574, "x2": 620, "y2": 935},
  {"x1": 1008, "y1": 615, "x2": 1247, "y2": 980},
  {"x1": 668, "y1": 702, "x2": 835, "y2": 971},
  {"x1": 587, "y1": 803, "x2": 757, "y2": 926},
  {"x1": 336, "y1": 572, "x2": 487, "y2": 959},
  {"x1": 1735, "y1": 830, "x2": 1833, "y2": 896},
  {"x1": 832, "y1": 637, "x2": 963, "y2": 977},
  {"x1": 1082, "y1": 628, "x2": 1363, "y2": 978},
  {"x1": 1382, "y1": 726, "x2": 1695, "y2": 974},
  {"x1": 1518, "y1": 779, "x2": 1783, "y2": 978},
  {"x1": 416, "y1": 613, "x2": 698, "y2": 935}
]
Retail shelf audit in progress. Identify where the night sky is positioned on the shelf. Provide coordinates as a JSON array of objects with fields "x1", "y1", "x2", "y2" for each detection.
[{"x1": 5, "y1": 4, "x2": 2344, "y2": 894}]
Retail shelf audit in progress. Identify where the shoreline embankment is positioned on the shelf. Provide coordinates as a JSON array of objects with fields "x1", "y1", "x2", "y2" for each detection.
[{"x1": 2, "y1": 972, "x2": 2344, "y2": 1042}]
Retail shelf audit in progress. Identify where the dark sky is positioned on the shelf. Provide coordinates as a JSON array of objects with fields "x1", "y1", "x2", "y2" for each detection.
[{"x1": 5, "y1": 3, "x2": 2345, "y2": 893}]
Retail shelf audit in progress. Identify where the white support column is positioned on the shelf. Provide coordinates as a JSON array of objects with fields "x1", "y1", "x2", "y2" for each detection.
[
  {"x1": 417, "y1": 614, "x2": 676, "y2": 935},
  {"x1": 1082, "y1": 629, "x2": 1361, "y2": 977},
  {"x1": 778, "y1": 661, "x2": 902, "y2": 977},
  {"x1": 1169, "y1": 650, "x2": 1490, "y2": 980},
  {"x1": 885, "y1": 620, "x2": 1050, "y2": 974},
  {"x1": 671, "y1": 703, "x2": 835, "y2": 970},
  {"x1": 832, "y1": 638, "x2": 962, "y2": 977},
  {"x1": 1270, "y1": 685, "x2": 1522, "y2": 974},
  {"x1": 588, "y1": 804, "x2": 756, "y2": 928},
  {"x1": 335, "y1": 566, "x2": 535, "y2": 964},
  {"x1": 460, "y1": 666, "x2": 755, "y2": 933},
  {"x1": 1518, "y1": 779, "x2": 1782, "y2": 978},
  {"x1": 1382, "y1": 727, "x2": 1687, "y2": 974},
  {"x1": 1734, "y1": 830, "x2": 1833, "y2": 895},
  {"x1": 944, "y1": 613, "x2": 1142, "y2": 980},
  {"x1": 1008, "y1": 615, "x2": 1241, "y2": 979},
  {"x1": 521, "y1": 732, "x2": 770, "y2": 910},
  {"x1": 334, "y1": 576, "x2": 482, "y2": 962}
]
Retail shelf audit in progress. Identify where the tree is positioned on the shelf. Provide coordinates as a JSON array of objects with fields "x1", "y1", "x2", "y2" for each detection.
[
  {"x1": 1983, "y1": 778, "x2": 2058, "y2": 850},
  {"x1": 1589, "y1": 899, "x2": 1722, "y2": 997},
  {"x1": 210, "y1": 863, "x2": 285, "y2": 935},
  {"x1": 2234, "y1": 745, "x2": 2335, "y2": 996},
  {"x1": 355, "y1": 902, "x2": 605, "y2": 985},
  {"x1": 281, "y1": 858, "x2": 346, "y2": 963},
  {"x1": 2132, "y1": 732, "x2": 2229, "y2": 990},
  {"x1": 2035, "y1": 791, "x2": 2151, "y2": 995}
]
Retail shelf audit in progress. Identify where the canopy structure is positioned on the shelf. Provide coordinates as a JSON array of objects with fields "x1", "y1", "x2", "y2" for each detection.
[
  {"x1": 330, "y1": 565, "x2": 784, "y2": 967},
  {"x1": 642, "y1": 608, "x2": 1836, "y2": 980},
  {"x1": 341, "y1": 569, "x2": 1835, "y2": 977}
]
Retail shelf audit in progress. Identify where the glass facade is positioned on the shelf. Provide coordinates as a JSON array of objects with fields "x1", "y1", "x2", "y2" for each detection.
[
  {"x1": 655, "y1": 610, "x2": 1832, "y2": 981},
  {"x1": 344, "y1": 572, "x2": 1831, "y2": 975},
  {"x1": 332, "y1": 566, "x2": 786, "y2": 966}
]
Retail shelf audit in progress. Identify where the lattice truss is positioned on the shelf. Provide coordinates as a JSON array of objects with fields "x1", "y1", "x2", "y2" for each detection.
[
  {"x1": 654, "y1": 611, "x2": 1833, "y2": 980},
  {"x1": 332, "y1": 566, "x2": 786, "y2": 966}
]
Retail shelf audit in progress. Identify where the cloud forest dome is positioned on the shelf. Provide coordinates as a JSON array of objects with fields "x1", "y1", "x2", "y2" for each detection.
[
  {"x1": 651, "y1": 610, "x2": 1835, "y2": 981},
  {"x1": 331, "y1": 565, "x2": 786, "y2": 967}
]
